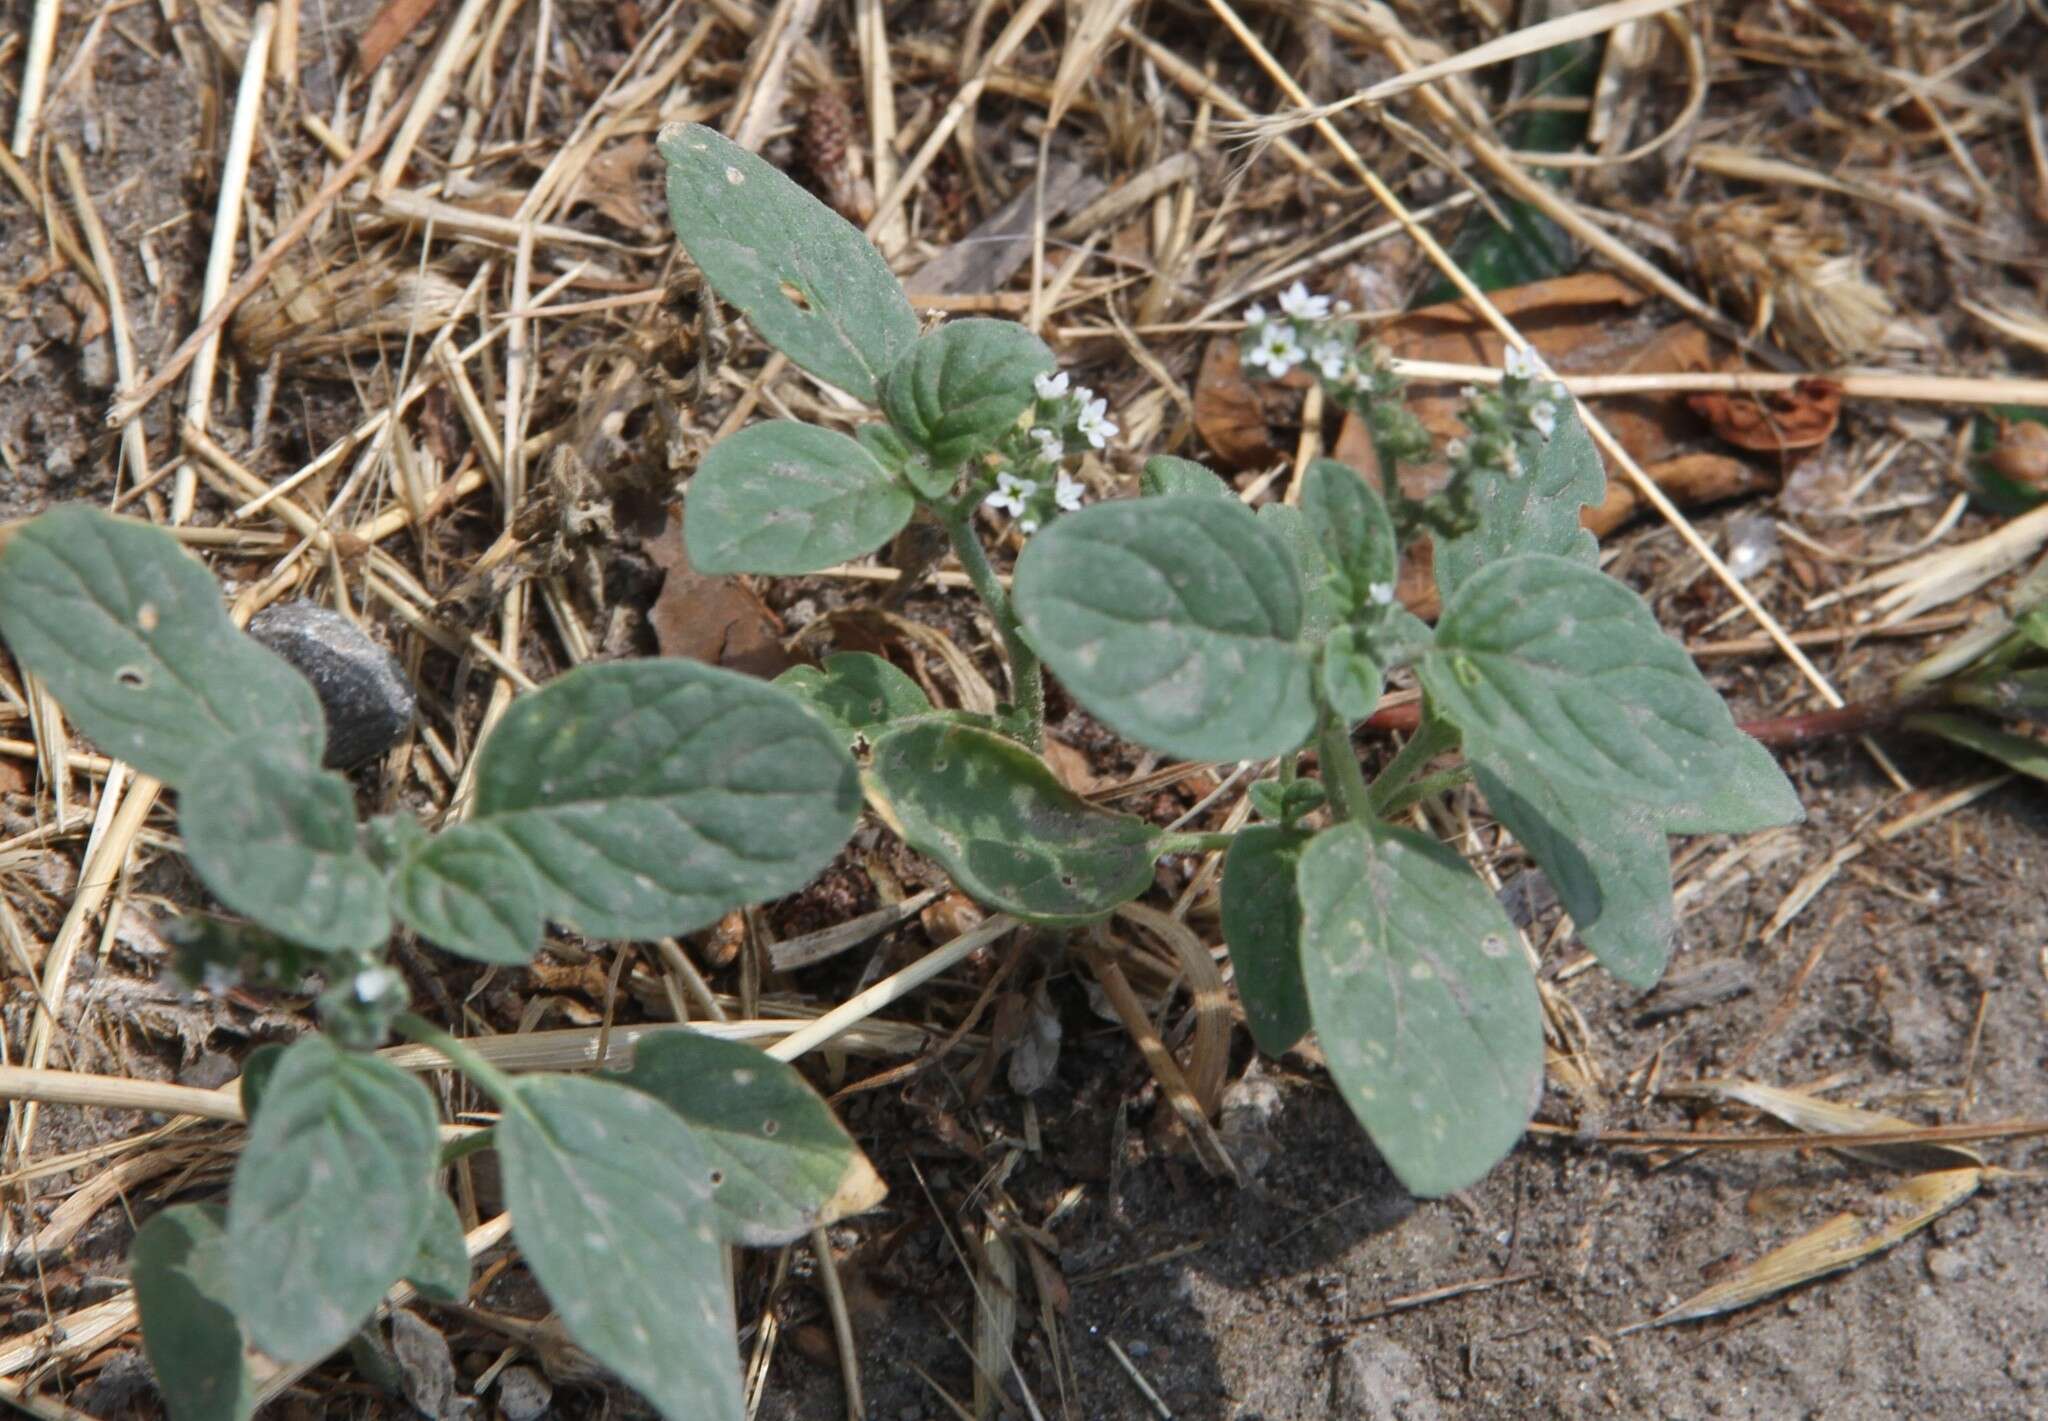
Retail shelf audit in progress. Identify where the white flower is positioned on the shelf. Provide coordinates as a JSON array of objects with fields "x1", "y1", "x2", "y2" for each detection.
[
  {"x1": 1076, "y1": 396, "x2": 1118, "y2": 449},
  {"x1": 1245, "y1": 324, "x2": 1305, "y2": 377},
  {"x1": 1503, "y1": 345, "x2": 1552, "y2": 382},
  {"x1": 1054, "y1": 470, "x2": 1086, "y2": 512},
  {"x1": 1244, "y1": 301, "x2": 1269, "y2": 329},
  {"x1": 985, "y1": 471, "x2": 1036, "y2": 516},
  {"x1": 1031, "y1": 426, "x2": 1064, "y2": 462},
  {"x1": 1034, "y1": 370, "x2": 1070, "y2": 401},
  {"x1": 1312, "y1": 339, "x2": 1349, "y2": 381},
  {"x1": 1278, "y1": 280, "x2": 1331, "y2": 321},
  {"x1": 1528, "y1": 400, "x2": 1557, "y2": 440},
  {"x1": 1368, "y1": 581, "x2": 1395, "y2": 606},
  {"x1": 1018, "y1": 517, "x2": 1040, "y2": 535},
  {"x1": 353, "y1": 967, "x2": 402, "y2": 1004}
]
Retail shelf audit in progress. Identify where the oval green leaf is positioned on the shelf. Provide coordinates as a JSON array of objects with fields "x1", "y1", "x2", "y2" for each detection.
[
  {"x1": 1295, "y1": 821, "x2": 1543, "y2": 1198},
  {"x1": 879, "y1": 319, "x2": 1055, "y2": 467},
  {"x1": 405, "y1": 1193, "x2": 473, "y2": 1304},
  {"x1": 391, "y1": 823, "x2": 543, "y2": 965},
  {"x1": 0, "y1": 505, "x2": 324, "y2": 784},
  {"x1": 659, "y1": 122, "x2": 917, "y2": 401},
  {"x1": 496, "y1": 1073, "x2": 739, "y2": 1419},
  {"x1": 1140, "y1": 455, "x2": 1234, "y2": 499},
  {"x1": 869, "y1": 721, "x2": 1162, "y2": 925},
  {"x1": 473, "y1": 661, "x2": 861, "y2": 941},
  {"x1": 774, "y1": 651, "x2": 932, "y2": 750},
  {"x1": 1320, "y1": 625, "x2": 1385, "y2": 724},
  {"x1": 685, "y1": 421, "x2": 914, "y2": 575},
  {"x1": 1221, "y1": 826, "x2": 1313, "y2": 1057},
  {"x1": 178, "y1": 744, "x2": 390, "y2": 954},
  {"x1": 1299, "y1": 459, "x2": 1396, "y2": 607},
  {"x1": 1420, "y1": 554, "x2": 1803, "y2": 824},
  {"x1": 227, "y1": 1036, "x2": 440, "y2": 1363},
  {"x1": 1432, "y1": 388, "x2": 1603, "y2": 604},
  {"x1": 132, "y1": 1204, "x2": 253, "y2": 1421},
  {"x1": 1013, "y1": 497, "x2": 1317, "y2": 762},
  {"x1": 620, "y1": 1032, "x2": 887, "y2": 1245}
]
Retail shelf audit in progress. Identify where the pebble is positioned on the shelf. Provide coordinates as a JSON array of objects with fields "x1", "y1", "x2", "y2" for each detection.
[
  {"x1": 247, "y1": 603, "x2": 417, "y2": 768},
  {"x1": 496, "y1": 1364, "x2": 552, "y2": 1421},
  {"x1": 79, "y1": 336, "x2": 115, "y2": 390},
  {"x1": 1924, "y1": 1245, "x2": 1972, "y2": 1284},
  {"x1": 1332, "y1": 1337, "x2": 1442, "y2": 1421}
]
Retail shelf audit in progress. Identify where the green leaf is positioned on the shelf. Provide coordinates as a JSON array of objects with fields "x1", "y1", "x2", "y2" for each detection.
[
  {"x1": 178, "y1": 744, "x2": 390, "y2": 954},
  {"x1": 880, "y1": 320, "x2": 1055, "y2": 468},
  {"x1": 1907, "y1": 712, "x2": 2048, "y2": 785},
  {"x1": 1221, "y1": 826, "x2": 1313, "y2": 1056},
  {"x1": 1256, "y1": 502, "x2": 1347, "y2": 639},
  {"x1": 132, "y1": 1204, "x2": 254, "y2": 1421},
  {"x1": 659, "y1": 122, "x2": 917, "y2": 401},
  {"x1": 1013, "y1": 497, "x2": 1317, "y2": 762},
  {"x1": 619, "y1": 1033, "x2": 887, "y2": 1246},
  {"x1": 1421, "y1": 555, "x2": 1802, "y2": 825},
  {"x1": 774, "y1": 652, "x2": 932, "y2": 750},
  {"x1": 1248, "y1": 777, "x2": 1325, "y2": 825},
  {"x1": 685, "y1": 421, "x2": 913, "y2": 575},
  {"x1": 858, "y1": 422, "x2": 949, "y2": 500},
  {"x1": 1320, "y1": 625, "x2": 1385, "y2": 724},
  {"x1": 1299, "y1": 460, "x2": 1396, "y2": 606},
  {"x1": 239, "y1": 1042, "x2": 288, "y2": 1118},
  {"x1": 390, "y1": 824, "x2": 542, "y2": 965},
  {"x1": 1432, "y1": 397, "x2": 1603, "y2": 604},
  {"x1": 869, "y1": 721, "x2": 1161, "y2": 925},
  {"x1": 1295, "y1": 821, "x2": 1543, "y2": 1198},
  {"x1": 473, "y1": 661, "x2": 860, "y2": 941},
  {"x1": 1472, "y1": 763, "x2": 1675, "y2": 988},
  {"x1": 0, "y1": 505, "x2": 324, "y2": 784},
  {"x1": 227, "y1": 1037, "x2": 439, "y2": 1363},
  {"x1": 1140, "y1": 455, "x2": 1234, "y2": 499},
  {"x1": 495, "y1": 1074, "x2": 739, "y2": 1419},
  {"x1": 405, "y1": 1193, "x2": 472, "y2": 1304}
]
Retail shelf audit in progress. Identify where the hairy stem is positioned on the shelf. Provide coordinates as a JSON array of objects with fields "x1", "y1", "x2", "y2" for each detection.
[
  {"x1": 1367, "y1": 715, "x2": 1460, "y2": 817},
  {"x1": 935, "y1": 498, "x2": 1044, "y2": 749},
  {"x1": 1317, "y1": 714, "x2": 1372, "y2": 823},
  {"x1": 1160, "y1": 830, "x2": 1242, "y2": 856},
  {"x1": 395, "y1": 1013, "x2": 524, "y2": 1114}
]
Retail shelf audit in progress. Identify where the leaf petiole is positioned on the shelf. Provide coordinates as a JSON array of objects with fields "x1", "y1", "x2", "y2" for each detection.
[
  {"x1": 1317, "y1": 713, "x2": 1372, "y2": 823},
  {"x1": 1366, "y1": 715, "x2": 1461, "y2": 817},
  {"x1": 933, "y1": 497, "x2": 1045, "y2": 749}
]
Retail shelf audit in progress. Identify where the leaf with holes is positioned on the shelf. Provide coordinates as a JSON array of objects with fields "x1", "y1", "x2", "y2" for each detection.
[
  {"x1": 178, "y1": 744, "x2": 390, "y2": 954},
  {"x1": 1013, "y1": 497, "x2": 1316, "y2": 762},
  {"x1": 659, "y1": 122, "x2": 917, "y2": 401},
  {"x1": 775, "y1": 652, "x2": 931, "y2": 750},
  {"x1": 496, "y1": 1073, "x2": 739, "y2": 1420},
  {"x1": 227, "y1": 1036, "x2": 440, "y2": 1363},
  {"x1": 880, "y1": 320, "x2": 1055, "y2": 468},
  {"x1": 619, "y1": 1033, "x2": 886, "y2": 1245},
  {"x1": 391, "y1": 824, "x2": 542, "y2": 965},
  {"x1": 1299, "y1": 460, "x2": 1396, "y2": 611},
  {"x1": 1419, "y1": 555, "x2": 1802, "y2": 824},
  {"x1": 1140, "y1": 455, "x2": 1235, "y2": 500},
  {"x1": 1473, "y1": 762, "x2": 1676, "y2": 988},
  {"x1": 471, "y1": 661, "x2": 859, "y2": 941},
  {"x1": 869, "y1": 721, "x2": 1161, "y2": 924},
  {"x1": 1221, "y1": 826, "x2": 1313, "y2": 1057},
  {"x1": 1432, "y1": 395, "x2": 1603, "y2": 603},
  {"x1": 132, "y1": 1204, "x2": 253, "y2": 1421},
  {"x1": 1295, "y1": 821, "x2": 1543, "y2": 1197},
  {"x1": 0, "y1": 505, "x2": 324, "y2": 783},
  {"x1": 685, "y1": 422, "x2": 914, "y2": 575},
  {"x1": 405, "y1": 1193, "x2": 472, "y2": 1304}
]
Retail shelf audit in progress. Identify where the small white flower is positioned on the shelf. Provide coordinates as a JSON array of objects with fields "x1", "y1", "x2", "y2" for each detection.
[
  {"x1": 1031, "y1": 426, "x2": 1064, "y2": 462},
  {"x1": 1076, "y1": 396, "x2": 1118, "y2": 449},
  {"x1": 1528, "y1": 400, "x2": 1557, "y2": 440},
  {"x1": 1503, "y1": 345, "x2": 1552, "y2": 382},
  {"x1": 1245, "y1": 324, "x2": 1305, "y2": 377},
  {"x1": 1368, "y1": 581, "x2": 1395, "y2": 606},
  {"x1": 353, "y1": 967, "x2": 402, "y2": 1004},
  {"x1": 1034, "y1": 370, "x2": 1070, "y2": 401},
  {"x1": 1244, "y1": 301, "x2": 1269, "y2": 329},
  {"x1": 1018, "y1": 517, "x2": 1040, "y2": 535},
  {"x1": 1054, "y1": 469, "x2": 1086, "y2": 512},
  {"x1": 985, "y1": 471, "x2": 1036, "y2": 517},
  {"x1": 1312, "y1": 339, "x2": 1349, "y2": 381},
  {"x1": 1278, "y1": 280, "x2": 1331, "y2": 321}
]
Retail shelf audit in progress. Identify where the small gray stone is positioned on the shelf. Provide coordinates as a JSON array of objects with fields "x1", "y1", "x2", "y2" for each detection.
[
  {"x1": 1924, "y1": 1245, "x2": 1972, "y2": 1284},
  {"x1": 248, "y1": 603, "x2": 417, "y2": 769},
  {"x1": 79, "y1": 336, "x2": 115, "y2": 390},
  {"x1": 1332, "y1": 1337, "x2": 1441, "y2": 1421},
  {"x1": 496, "y1": 1364, "x2": 553, "y2": 1421}
]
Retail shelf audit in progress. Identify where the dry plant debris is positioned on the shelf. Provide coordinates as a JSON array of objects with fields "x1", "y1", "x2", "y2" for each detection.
[{"x1": 1, "y1": 0, "x2": 2047, "y2": 1416}]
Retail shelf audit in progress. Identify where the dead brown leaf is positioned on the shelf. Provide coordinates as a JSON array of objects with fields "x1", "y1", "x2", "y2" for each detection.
[
  {"x1": 1690, "y1": 378, "x2": 1842, "y2": 453},
  {"x1": 645, "y1": 509, "x2": 792, "y2": 678}
]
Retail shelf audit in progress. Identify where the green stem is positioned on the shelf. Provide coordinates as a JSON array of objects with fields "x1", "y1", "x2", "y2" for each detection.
[
  {"x1": 1366, "y1": 716, "x2": 1460, "y2": 817},
  {"x1": 1160, "y1": 830, "x2": 1241, "y2": 856},
  {"x1": 1373, "y1": 765, "x2": 1474, "y2": 818},
  {"x1": 395, "y1": 1013, "x2": 524, "y2": 1113},
  {"x1": 438, "y1": 1126, "x2": 497, "y2": 1168},
  {"x1": 1318, "y1": 714, "x2": 1372, "y2": 823},
  {"x1": 935, "y1": 498, "x2": 1044, "y2": 749}
]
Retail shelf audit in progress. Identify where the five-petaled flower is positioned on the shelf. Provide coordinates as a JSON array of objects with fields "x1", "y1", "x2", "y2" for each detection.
[
  {"x1": 1312, "y1": 339, "x2": 1350, "y2": 381},
  {"x1": 1278, "y1": 280, "x2": 1331, "y2": 321},
  {"x1": 1031, "y1": 426, "x2": 1064, "y2": 463},
  {"x1": 1246, "y1": 323, "x2": 1304, "y2": 376},
  {"x1": 1034, "y1": 370, "x2": 1070, "y2": 401},
  {"x1": 985, "y1": 471, "x2": 1036, "y2": 516},
  {"x1": 1054, "y1": 470, "x2": 1086, "y2": 512},
  {"x1": 1076, "y1": 395, "x2": 1118, "y2": 449},
  {"x1": 1504, "y1": 345, "x2": 1551, "y2": 382}
]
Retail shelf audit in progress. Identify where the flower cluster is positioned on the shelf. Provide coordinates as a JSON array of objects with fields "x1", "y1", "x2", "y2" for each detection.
[
  {"x1": 1243, "y1": 281, "x2": 1359, "y2": 381},
  {"x1": 981, "y1": 367, "x2": 1113, "y2": 536},
  {"x1": 1444, "y1": 346, "x2": 1570, "y2": 487}
]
